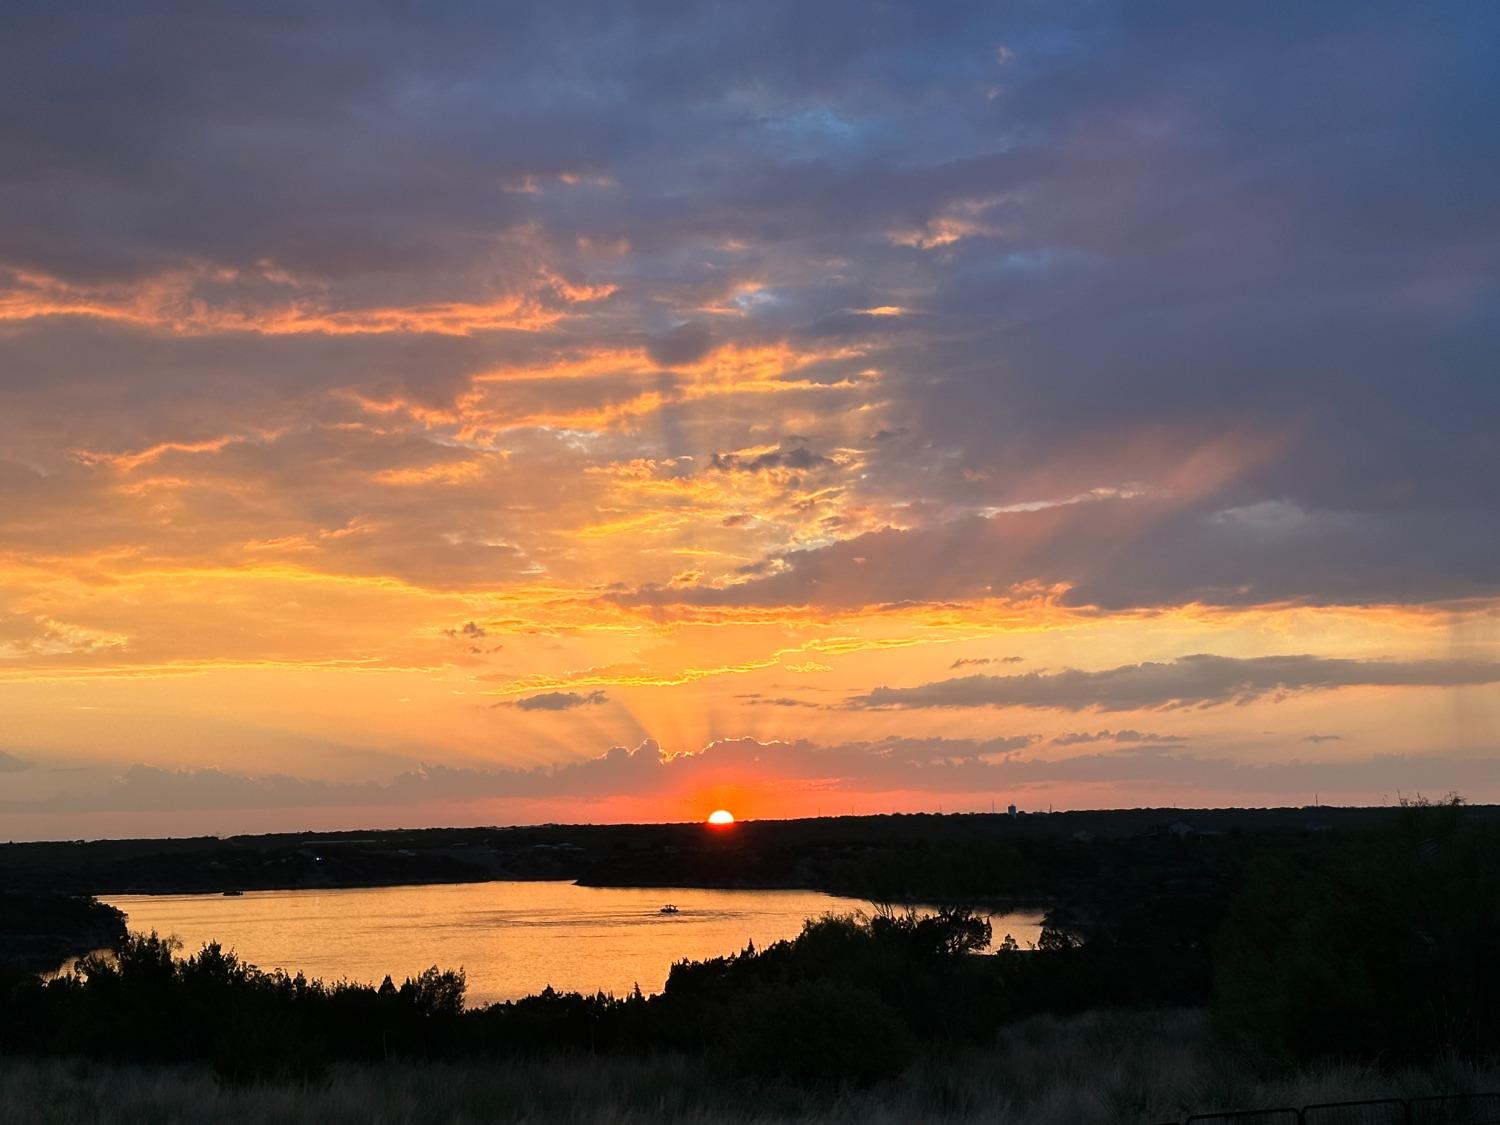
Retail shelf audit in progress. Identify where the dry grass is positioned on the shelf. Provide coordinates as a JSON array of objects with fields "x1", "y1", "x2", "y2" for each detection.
[{"x1": 2, "y1": 1009, "x2": 1496, "y2": 1125}]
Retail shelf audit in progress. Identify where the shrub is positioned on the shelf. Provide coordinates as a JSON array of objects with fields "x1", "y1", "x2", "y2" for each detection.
[
  {"x1": 1213, "y1": 796, "x2": 1500, "y2": 1064},
  {"x1": 723, "y1": 980, "x2": 914, "y2": 1087}
]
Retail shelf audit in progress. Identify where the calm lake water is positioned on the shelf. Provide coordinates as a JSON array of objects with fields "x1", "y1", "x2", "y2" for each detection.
[{"x1": 99, "y1": 881, "x2": 1045, "y2": 1005}]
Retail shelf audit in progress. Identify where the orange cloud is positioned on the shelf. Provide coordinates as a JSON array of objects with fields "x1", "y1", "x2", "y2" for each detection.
[
  {"x1": 74, "y1": 434, "x2": 258, "y2": 472},
  {"x1": 372, "y1": 460, "x2": 489, "y2": 487},
  {"x1": 0, "y1": 266, "x2": 585, "y2": 337}
]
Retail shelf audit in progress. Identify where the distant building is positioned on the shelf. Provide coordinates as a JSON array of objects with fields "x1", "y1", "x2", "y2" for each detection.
[{"x1": 1007, "y1": 804, "x2": 1017, "y2": 817}]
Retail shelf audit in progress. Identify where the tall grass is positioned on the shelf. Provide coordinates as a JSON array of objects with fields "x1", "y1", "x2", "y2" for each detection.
[{"x1": 3, "y1": 1008, "x2": 1497, "y2": 1125}]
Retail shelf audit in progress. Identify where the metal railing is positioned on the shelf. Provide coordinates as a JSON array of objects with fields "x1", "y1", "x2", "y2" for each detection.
[{"x1": 1149, "y1": 1091, "x2": 1500, "y2": 1125}]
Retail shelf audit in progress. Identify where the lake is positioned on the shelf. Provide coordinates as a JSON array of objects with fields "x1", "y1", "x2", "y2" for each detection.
[{"x1": 98, "y1": 881, "x2": 1045, "y2": 1005}]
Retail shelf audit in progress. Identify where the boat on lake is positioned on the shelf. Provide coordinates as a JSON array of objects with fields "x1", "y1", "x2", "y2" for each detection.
[{"x1": 659, "y1": 904, "x2": 679, "y2": 914}]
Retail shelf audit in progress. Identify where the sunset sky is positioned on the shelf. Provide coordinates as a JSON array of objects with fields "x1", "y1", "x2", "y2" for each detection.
[{"x1": 2, "y1": 1, "x2": 1497, "y2": 840}]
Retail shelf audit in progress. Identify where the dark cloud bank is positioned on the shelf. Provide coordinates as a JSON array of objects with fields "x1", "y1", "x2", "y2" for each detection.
[{"x1": 626, "y1": 500, "x2": 1500, "y2": 613}]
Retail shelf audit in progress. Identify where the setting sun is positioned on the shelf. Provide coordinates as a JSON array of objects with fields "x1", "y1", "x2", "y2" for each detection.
[{"x1": 706, "y1": 809, "x2": 735, "y2": 826}]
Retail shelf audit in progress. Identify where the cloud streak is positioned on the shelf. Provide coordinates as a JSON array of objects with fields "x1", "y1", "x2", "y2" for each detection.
[
  {"x1": 1051, "y1": 730, "x2": 1187, "y2": 746},
  {"x1": 851, "y1": 655, "x2": 1500, "y2": 712}
]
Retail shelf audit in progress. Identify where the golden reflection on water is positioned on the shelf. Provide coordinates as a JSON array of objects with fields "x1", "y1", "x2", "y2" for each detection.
[{"x1": 101, "y1": 881, "x2": 1045, "y2": 1005}]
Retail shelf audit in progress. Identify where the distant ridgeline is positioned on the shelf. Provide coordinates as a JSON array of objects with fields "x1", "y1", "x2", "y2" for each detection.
[
  {"x1": 2, "y1": 804, "x2": 1490, "y2": 901},
  {"x1": 1, "y1": 799, "x2": 1497, "y2": 1089}
]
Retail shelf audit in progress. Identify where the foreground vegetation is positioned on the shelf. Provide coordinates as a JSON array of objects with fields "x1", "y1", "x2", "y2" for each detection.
[
  {"x1": 2, "y1": 908, "x2": 998, "y2": 1087},
  {"x1": 3, "y1": 1009, "x2": 1498, "y2": 1125}
]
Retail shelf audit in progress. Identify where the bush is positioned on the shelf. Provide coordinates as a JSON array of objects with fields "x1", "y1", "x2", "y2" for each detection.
[
  {"x1": 723, "y1": 981, "x2": 914, "y2": 1087},
  {"x1": 1213, "y1": 796, "x2": 1500, "y2": 1064},
  {"x1": 658, "y1": 908, "x2": 1000, "y2": 1049},
  {"x1": 0, "y1": 905, "x2": 1035, "y2": 1085},
  {"x1": 210, "y1": 1003, "x2": 330, "y2": 1088}
]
